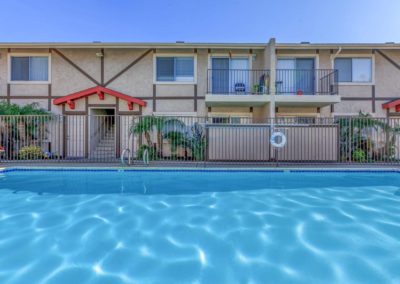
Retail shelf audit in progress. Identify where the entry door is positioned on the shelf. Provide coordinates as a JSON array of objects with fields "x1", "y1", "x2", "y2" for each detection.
[
  {"x1": 212, "y1": 58, "x2": 229, "y2": 93},
  {"x1": 66, "y1": 115, "x2": 86, "y2": 158}
]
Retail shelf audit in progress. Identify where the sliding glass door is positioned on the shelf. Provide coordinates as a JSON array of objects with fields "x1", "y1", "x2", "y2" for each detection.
[
  {"x1": 277, "y1": 58, "x2": 315, "y2": 95},
  {"x1": 211, "y1": 58, "x2": 229, "y2": 93},
  {"x1": 211, "y1": 57, "x2": 249, "y2": 94}
]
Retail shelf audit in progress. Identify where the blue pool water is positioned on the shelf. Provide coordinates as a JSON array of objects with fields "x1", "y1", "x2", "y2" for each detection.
[{"x1": 0, "y1": 169, "x2": 400, "y2": 284}]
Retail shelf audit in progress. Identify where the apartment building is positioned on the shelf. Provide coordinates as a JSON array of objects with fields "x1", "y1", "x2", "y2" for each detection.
[{"x1": 1, "y1": 38, "x2": 400, "y2": 122}]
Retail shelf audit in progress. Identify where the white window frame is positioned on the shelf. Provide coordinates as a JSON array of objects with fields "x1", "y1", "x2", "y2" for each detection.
[
  {"x1": 276, "y1": 54, "x2": 320, "y2": 70},
  {"x1": 331, "y1": 54, "x2": 375, "y2": 86},
  {"x1": 207, "y1": 53, "x2": 253, "y2": 70},
  {"x1": 8, "y1": 53, "x2": 51, "y2": 84},
  {"x1": 153, "y1": 54, "x2": 197, "y2": 85}
]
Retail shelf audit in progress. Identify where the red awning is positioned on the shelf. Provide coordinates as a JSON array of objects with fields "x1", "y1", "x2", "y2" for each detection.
[
  {"x1": 53, "y1": 86, "x2": 146, "y2": 110},
  {"x1": 382, "y1": 98, "x2": 400, "y2": 112}
]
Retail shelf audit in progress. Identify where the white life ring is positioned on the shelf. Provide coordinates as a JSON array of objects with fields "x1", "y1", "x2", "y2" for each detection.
[{"x1": 270, "y1": 131, "x2": 287, "y2": 148}]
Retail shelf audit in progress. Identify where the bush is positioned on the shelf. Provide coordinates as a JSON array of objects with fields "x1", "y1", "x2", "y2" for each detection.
[
  {"x1": 18, "y1": 146, "x2": 45, "y2": 160},
  {"x1": 352, "y1": 149, "x2": 366, "y2": 162}
]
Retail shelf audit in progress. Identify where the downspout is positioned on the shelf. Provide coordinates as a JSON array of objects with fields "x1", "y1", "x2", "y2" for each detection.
[{"x1": 332, "y1": 46, "x2": 342, "y2": 59}]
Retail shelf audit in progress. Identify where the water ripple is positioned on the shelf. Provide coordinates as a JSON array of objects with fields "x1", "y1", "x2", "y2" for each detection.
[{"x1": 0, "y1": 171, "x2": 399, "y2": 283}]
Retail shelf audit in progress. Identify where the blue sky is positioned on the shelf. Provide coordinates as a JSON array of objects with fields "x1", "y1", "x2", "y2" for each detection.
[{"x1": 1, "y1": 0, "x2": 399, "y2": 43}]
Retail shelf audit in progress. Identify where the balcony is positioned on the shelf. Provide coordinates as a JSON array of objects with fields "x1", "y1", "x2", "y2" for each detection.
[
  {"x1": 206, "y1": 69, "x2": 340, "y2": 107},
  {"x1": 207, "y1": 69, "x2": 271, "y2": 95},
  {"x1": 274, "y1": 69, "x2": 339, "y2": 107},
  {"x1": 206, "y1": 69, "x2": 270, "y2": 106},
  {"x1": 276, "y1": 69, "x2": 338, "y2": 95}
]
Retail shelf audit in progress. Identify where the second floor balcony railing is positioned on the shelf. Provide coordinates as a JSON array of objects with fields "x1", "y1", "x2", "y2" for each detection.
[
  {"x1": 276, "y1": 69, "x2": 338, "y2": 95},
  {"x1": 207, "y1": 69, "x2": 271, "y2": 95}
]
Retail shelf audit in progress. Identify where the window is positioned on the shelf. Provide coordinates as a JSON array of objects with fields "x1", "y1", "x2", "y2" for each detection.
[
  {"x1": 156, "y1": 56, "x2": 194, "y2": 82},
  {"x1": 209, "y1": 116, "x2": 251, "y2": 124},
  {"x1": 334, "y1": 58, "x2": 372, "y2": 83},
  {"x1": 276, "y1": 116, "x2": 316, "y2": 124},
  {"x1": 10, "y1": 56, "x2": 49, "y2": 82}
]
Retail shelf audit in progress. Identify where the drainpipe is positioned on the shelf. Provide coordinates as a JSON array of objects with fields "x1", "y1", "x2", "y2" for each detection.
[{"x1": 332, "y1": 46, "x2": 342, "y2": 59}]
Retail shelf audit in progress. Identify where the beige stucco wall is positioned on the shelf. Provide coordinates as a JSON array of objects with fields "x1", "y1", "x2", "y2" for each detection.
[
  {"x1": 375, "y1": 50, "x2": 400, "y2": 100},
  {"x1": 0, "y1": 49, "x2": 7, "y2": 98},
  {"x1": 1, "y1": 45, "x2": 400, "y2": 119},
  {"x1": 106, "y1": 48, "x2": 153, "y2": 98}
]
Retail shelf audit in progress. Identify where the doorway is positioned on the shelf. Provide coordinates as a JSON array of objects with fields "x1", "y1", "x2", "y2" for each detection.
[{"x1": 89, "y1": 108, "x2": 116, "y2": 160}]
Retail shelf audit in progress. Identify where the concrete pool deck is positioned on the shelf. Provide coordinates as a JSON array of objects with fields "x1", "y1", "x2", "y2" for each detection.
[{"x1": 1, "y1": 161, "x2": 399, "y2": 172}]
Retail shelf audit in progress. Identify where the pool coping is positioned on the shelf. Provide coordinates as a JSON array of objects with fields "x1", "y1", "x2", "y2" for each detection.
[{"x1": 1, "y1": 165, "x2": 399, "y2": 173}]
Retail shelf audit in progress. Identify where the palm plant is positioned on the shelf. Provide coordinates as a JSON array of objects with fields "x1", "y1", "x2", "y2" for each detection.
[{"x1": 130, "y1": 116, "x2": 186, "y2": 159}]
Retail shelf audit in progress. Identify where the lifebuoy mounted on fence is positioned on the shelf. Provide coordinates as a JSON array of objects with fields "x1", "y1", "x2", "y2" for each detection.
[{"x1": 270, "y1": 131, "x2": 287, "y2": 148}]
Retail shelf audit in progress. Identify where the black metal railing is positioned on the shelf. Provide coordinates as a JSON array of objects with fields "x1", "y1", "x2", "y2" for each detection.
[
  {"x1": 275, "y1": 69, "x2": 338, "y2": 95},
  {"x1": 207, "y1": 69, "x2": 271, "y2": 95}
]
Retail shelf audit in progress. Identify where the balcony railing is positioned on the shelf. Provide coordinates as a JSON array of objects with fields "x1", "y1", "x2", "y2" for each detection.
[
  {"x1": 207, "y1": 69, "x2": 270, "y2": 95},
  {"x1": 276, "y1": 69, "x2": 338, "y2": 95}
]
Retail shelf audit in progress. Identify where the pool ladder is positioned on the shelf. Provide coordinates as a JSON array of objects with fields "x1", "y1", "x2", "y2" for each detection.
[{"x1": 120, "y1": 148, "x2": 149, "y2": 166}]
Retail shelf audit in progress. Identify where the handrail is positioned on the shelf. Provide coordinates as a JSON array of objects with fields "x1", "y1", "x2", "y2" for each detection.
[
  {"x1": 121, "y1": 148, "x2": 131, "y2": 165},
  {"x1": 143, "y1": 149, "x2": 149, "y2": 165}
]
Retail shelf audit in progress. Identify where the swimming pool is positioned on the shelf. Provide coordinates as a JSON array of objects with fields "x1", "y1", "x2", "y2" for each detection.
[{"x1": 0, "y1": 168, "x2": 399, "y2": 284}]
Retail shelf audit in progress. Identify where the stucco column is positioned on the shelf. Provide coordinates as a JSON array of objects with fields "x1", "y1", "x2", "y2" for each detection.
[{"x1": 268, "y1": 38, "x2": 276, "y2": 120}]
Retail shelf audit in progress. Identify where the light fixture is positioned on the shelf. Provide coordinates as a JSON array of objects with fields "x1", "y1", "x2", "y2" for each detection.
[{"x1": 96, "y1": 52, "x2": 104, "y2": 57}]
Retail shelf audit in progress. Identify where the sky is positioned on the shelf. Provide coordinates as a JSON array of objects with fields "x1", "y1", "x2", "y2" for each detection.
[{"x1": 1, "y1": 0, "x2": 400, "y2": 43}]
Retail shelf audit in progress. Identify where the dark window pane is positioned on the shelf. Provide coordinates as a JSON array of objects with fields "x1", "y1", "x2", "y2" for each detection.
[
  {"x1": 334, "y1": 58, "x2": 352, "y2": 82},
  {"x1": 156, "y1": 57, "x2": 174, "y2": 81},
  {"x1": 11, "y1": 57, "x2": 29, "y2": 81}
]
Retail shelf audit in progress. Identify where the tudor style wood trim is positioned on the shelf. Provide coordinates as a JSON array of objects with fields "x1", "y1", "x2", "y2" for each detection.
[
  {"x1": 48, "y1": 84, "x2": 52, "y2": 111},
  {"x1": 51, "y1": 48, "x2": 101, "y2": 85},
  {"x1": 371, "y1": 85, "x2": 376, "y2": 113},
  {"x1": 6, "y1": 84, "x2": 10, "y2": 103},
  {"x1": 104, "y1": 49, "x2": 152, "y2": 86},
  {"x1": 100, "y1": 48, "x2": 105, "y2": 85},
  {"x1": 153, "y1": 84, "x2": 156, "y2": 111},
  {"x1": 375, "y1": 49, "x2": 400, "y2": 70},
  {"x1": 194, "y1": 84, "x2": 198, "y2": 112}
]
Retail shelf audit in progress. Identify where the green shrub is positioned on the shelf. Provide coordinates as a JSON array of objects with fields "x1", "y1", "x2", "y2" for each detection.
[
  {"x1": 352, "y1": 149, "x2": 366, "y2": 162},
  {"x1": 18, "y1": 146, "x2": 45, "y2": 160}
]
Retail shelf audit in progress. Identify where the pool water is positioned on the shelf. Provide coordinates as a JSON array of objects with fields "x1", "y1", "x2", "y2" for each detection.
[{"x1": 0, "y1": 169, "x2": 399, "y2": 284}]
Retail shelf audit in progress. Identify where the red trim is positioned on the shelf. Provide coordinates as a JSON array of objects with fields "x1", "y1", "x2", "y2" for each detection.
[
  {"x1": 67, "y1": 100, "x2": 75, "y2": 110},
  {"x1": 396, "y1": 105, "x2": 400, "y2": 112},
  {"x1": 382, "y1": 98, "x2": 400, "y2": 110},
  {"x1": 53, "y1": 86, "x2": 146, "y2": 110}
]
